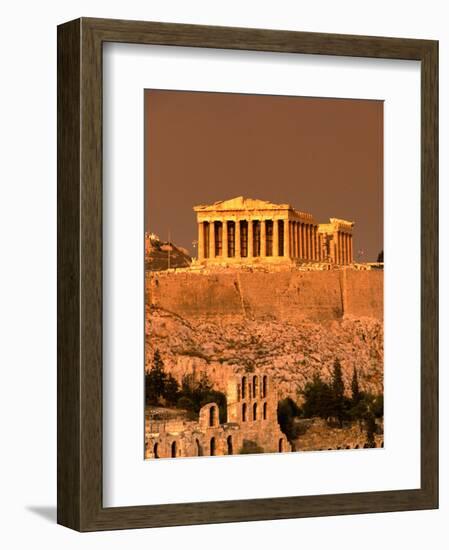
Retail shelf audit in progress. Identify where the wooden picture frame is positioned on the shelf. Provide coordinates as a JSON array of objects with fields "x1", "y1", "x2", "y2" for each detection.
[{"x1": 57, "y1": 17, "x2": 438, "y2": 531}]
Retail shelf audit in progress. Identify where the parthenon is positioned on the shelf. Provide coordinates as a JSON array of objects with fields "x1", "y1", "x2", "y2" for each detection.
[{"x1": 193, "y1": 196, "x2": 354, "y2": 266}]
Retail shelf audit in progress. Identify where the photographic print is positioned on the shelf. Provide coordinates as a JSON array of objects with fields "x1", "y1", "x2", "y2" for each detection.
[{"x1": 144, "y1": 90, "x2": 384, "y2": 460}]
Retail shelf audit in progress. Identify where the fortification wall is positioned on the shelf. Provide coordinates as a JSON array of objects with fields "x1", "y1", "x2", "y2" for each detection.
[{"x1": 147, "y1": 268, "x2": 383, "y2": 322}]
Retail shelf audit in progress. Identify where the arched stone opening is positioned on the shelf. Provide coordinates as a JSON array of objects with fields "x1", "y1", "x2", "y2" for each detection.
[
  {"x1": 263, "y1": 402, "x2": 267, "y2": 420},
  {"x1": 195, "y1": 439, "x2": 202, "y2": 456},
  {"x1": 171, "y1": 441, "x2": 177, "y2": 458},
  {"x1": 253, "y1": 376, "x2": 258, "y2": 397},
  {"x1": 262, "y1": 376, "x2": 267, "y2": 398},
  {"x1": 153, "y1": 442, "x2": 159, "y2": 459},
  {"x1": 242, "y1": 403, "x2": 247, "y2": 422},
  {"x1": 209, "y1": 405, "x2": 216, "y2": 427},
  {"x1": 227, "y1": 435, "x2": 233, "y2": 455},
  {"x1": 253, "y1": 402, "x2": 258, "y2": 421},
  {"x1": 210, "y1": 437, "x2": 216, "y2": 456},
  {"x1": 279, "y1": 438, "x2": 284, "y2": 452},
  {"x1": 241, "y1": 377, "x2": 247, "y2": 399}
]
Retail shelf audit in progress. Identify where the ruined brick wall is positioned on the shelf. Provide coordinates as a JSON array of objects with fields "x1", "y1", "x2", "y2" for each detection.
[
  {"x1": 147, "y1": 268, "x2": 383, "y2": 322},
  {"x1": 293, "y1": 418, "x2": 384, "y2": 451},
  {"x1": 145, "y1": 373, "x2": 291, "y2": 459}
]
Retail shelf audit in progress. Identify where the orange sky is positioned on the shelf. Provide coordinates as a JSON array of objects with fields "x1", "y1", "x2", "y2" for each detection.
[{"x1": 145, "y1": 90, "x2": 383, "y2": 262}]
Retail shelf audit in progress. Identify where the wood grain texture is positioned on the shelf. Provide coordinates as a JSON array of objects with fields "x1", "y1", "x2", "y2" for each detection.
[
  {"x1": 57, "y1": 18, "x2": 81, "y2": 531},
  {"x1": 57, "y1": 17, "x2": 439, "y2": 532}
]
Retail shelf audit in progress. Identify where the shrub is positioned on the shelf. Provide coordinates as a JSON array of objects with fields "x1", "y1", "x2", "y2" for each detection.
[
  {"x1": 277, "y1": 397, "x2": 302, "y2": 442},
  {"x1": 238, "y1": 440, "x2": 265, "y2": 455}
]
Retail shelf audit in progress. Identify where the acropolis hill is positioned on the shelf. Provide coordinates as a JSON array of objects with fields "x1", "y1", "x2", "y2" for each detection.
[{"x1": 145, "y1": 197, "x2": 383, "y2": 407}]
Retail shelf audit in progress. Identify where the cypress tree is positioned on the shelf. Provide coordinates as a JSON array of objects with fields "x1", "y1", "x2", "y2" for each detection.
[
  {"x1": 351, "y1": 367, "x2": 361, "y2": 404},
  {"x1": 145, "y1": 349, "x2": 166, "y2": 405},
  {"x1": 331, "y1": 359, "x2": 346, "y2": 427}
]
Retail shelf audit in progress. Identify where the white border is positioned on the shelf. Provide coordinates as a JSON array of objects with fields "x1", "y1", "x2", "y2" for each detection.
[{"x1": 103, "y1": 43, "x2": 421, "y2": 507}]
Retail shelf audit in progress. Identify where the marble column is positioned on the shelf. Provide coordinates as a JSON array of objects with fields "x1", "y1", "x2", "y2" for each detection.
[
  {"x1": 248, "y1": 220, "x2": 254, "y2": 258},
  {"x1": 311, "y1": 226, "x2": 316, "y2": 260},
  {"x1": 290, "y1": 222, "x2": 294, "y2": 258},
  {"x1": 261, "y1": 220, "x2": 267, "y2": 257},
  {"x1": 284, "y1": 219, "x2": 290, "y2": 258},
  {"x1": 344, "y1": 234, "x2": 348, "y2": 264},
  {"x1": 209, "y1": 221, "x2": 215, "y2": 259},
  {"x1": 296, "y1": 223, "x2": 300, "y2": 258},
  {"x1": 349, "y1": 235, "x2": 354, "y2": 264},
  {"x1": 198, "y1": 222, "x2": 204, "y2": 260},
  {"x1": 235, "y1": 219, "x2": 241, "y2": 258},
  {"x1": 309, "y1": 226, "x2": 313, "y2": 260},
  {"x1": 345, "y1": 234, "x2": 349, "y2": 264},
  {"x1": 222, "y1": 220, "x2": 228, "y2": 258},
  {"x1": 298, "y1": 223, "x2": 303, "y2": 259},
  {"x1": 332, "y1": 232, "x2": 338, "y2": 264},
  {"x1": 292, "y1": 222, "x2": 297, "y2": 258},
  {"x1": 307, "y1": 225, "x2": 311, "y2": 260},
  {"x1": 339, "y1": 232, "x2": 343, "y2": 264},
  {"x1": 273, "y1": 219, "x2": 279, "y2": 257}
]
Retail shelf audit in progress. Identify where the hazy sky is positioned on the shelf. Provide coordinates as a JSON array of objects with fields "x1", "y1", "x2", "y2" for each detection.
[{"x1": 145, "y1": 90, "x2": 383, "y2": 262}]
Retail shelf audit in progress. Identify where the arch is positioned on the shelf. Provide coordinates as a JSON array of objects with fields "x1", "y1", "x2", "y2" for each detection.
[
  {"x1": 195, "y1": 439, "x2": 202, "y2": 456},
  {"x1": 210, "y1": 437, "x2": 216, "y2": 456},
  {"x1": 278, "y1": 438, "x2": 284, "y2": 452},
  {"x1": 242, "y1": 403, "x2": 247, "y2": 422},
  {"x1": 171, "y1": 441, "x2": 177, "y2": 458},
  {"x1": 153, "y1": 442, "x2": 159, "y2": 459},
  {"x1": 241, "y1": 377, "x2": 247, "y2": 399},
  {"x1": 253, "y1": 402, "x2": 258, "y2": 421},
  {"x1": 227, "y1": 435, "x2": 233, "y2": 455},
  {"x1": 209, "y1": 405, "x2": 216, "y2": 427},
  {"x1": 262, "y1": 375, "x2": 267, "y2": 398},
  {"x1": 381, "y1": 440, "x2": 384, "y2": 448},
  {"x1": 355, "y1": 444, "x2": 360, "y2": 449},
  {"x1": 263, "y1": 402, "x2": 267, "y2": 420},
  {"x1": 253, "y1": 376, "x2": 258, "y2": 397}
]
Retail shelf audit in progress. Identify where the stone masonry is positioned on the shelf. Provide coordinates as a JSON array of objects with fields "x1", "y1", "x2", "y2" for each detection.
[
  {"x1": 194, "y1": 196, "x2": 354, "y2": 266},
  {"x1": 145, "y1": 372, "x2": 291, "y2": 459}
]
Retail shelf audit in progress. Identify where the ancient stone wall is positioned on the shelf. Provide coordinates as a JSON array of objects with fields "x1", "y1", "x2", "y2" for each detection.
[
  {"x1": 147, "y1": 268, "x2": 383, "y2": 323},
  {"x1": 145, "y1": 373, "x2": 291, "y2": 459},
  {"x1": 293, "y1": 418, "x2": 384, "y2": 452}
]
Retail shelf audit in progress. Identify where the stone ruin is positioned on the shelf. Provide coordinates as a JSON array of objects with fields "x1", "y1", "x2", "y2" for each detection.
[{"x1": 145, "y1": 372, "x2": 291, "y2": 459}]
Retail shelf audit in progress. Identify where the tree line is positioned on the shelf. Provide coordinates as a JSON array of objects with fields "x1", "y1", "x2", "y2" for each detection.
[
  {"x1": 277, "y1": 359, "x2": 383, "y2": 447},
  {"x1": 145, "y1": 350, "x2": 227, "y2": 422}
]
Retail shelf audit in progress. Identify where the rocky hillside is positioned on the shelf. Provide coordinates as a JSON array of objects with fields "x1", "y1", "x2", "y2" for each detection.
[
  {"x1": 145, "y1": 234, "x2": 192, "y2": 271},
  {"x1": 145, "y1": 304, "x2": 383, "y2": 400}
]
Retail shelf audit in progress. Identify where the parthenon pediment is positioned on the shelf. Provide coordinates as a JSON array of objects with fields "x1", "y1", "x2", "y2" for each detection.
[{"x1": 193, "y1": 196, "x2": 291, "y2": 212}]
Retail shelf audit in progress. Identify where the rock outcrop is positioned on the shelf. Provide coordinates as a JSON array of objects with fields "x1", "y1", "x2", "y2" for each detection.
[{"x1": 145, "y1": 265, "x2": 383, "y2": 400}]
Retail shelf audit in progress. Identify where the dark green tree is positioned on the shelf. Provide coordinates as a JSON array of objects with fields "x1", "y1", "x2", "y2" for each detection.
[
  {"x1": 351, "y1": 367, "x2": 361, "y2": 405},
  {"x1": 364, "y1": 413, "x2": 377, "y2": 448},
  {"x1": 162, "y1": 373, "x2": 180, "y2": 405},
  {"x1": 145, "y1": 349, "x2": 166, "y2": 405},
  {"x1": 301, "y1": 374, "x2": 334, "y2": 420},
  {"x1": 331, "y1": 359, "x2": 346, "y2": 427},
  {"x1": 372, "y1": 394, "x2": 384, "y2": 418},
  {"x1": 277, "y1": 398, "x2": 302, "y2": 442},
  {"x1": 177, "y1": 372, "x2": 227, "y2": 422}
]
